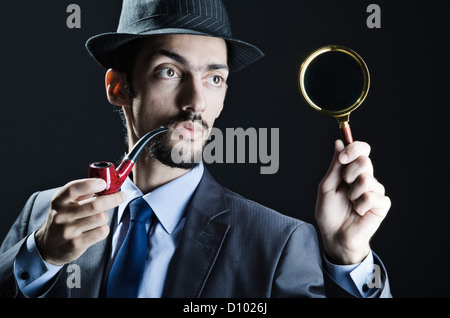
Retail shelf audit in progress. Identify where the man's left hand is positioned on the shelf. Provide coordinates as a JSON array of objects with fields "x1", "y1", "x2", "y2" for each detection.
[{"x1": 315, "y1": 139, "x2": 391, "y2": 265}]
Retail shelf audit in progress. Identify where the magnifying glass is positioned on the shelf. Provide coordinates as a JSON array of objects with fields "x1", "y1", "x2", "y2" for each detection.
[{"x1": 298, "y1": 45, "x2": 370, "y2": 145}]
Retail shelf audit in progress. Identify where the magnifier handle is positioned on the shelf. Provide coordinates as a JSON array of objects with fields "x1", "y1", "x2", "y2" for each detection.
[{"x1": 340, "y1": 123, "x2": 354, "y2": 145}]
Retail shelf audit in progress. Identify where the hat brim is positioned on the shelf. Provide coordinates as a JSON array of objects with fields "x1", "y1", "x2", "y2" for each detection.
[{"x1": 85, "y1": 28, "x2": 264, "y2": 72}]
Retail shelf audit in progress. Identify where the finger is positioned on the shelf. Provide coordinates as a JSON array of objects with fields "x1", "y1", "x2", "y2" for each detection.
[
  {"x1": 78, "y1": 224, "x2": 110, "y2": 248},
  {"x1": 53, "y1": 179, "x2": 107, "y2": 206},
  {"x1": 54, "y1": 191, "x2": 125, "y2": 223},
  {"x1": 66, "y1": 211, "x2": 110, "y2": 238},
  {"x1": 348, "y1": 173, "x2": 385, "y2": 201},
  {"x1": 318, "y1": 139, "x2": 345, "y2": 193},
  {"x1": 342, "y1": 155, "x2": 374, "y2": 184},
  {"x1": 338, "y1": 141, "x2": 371, "y2": 165},
  {"x1": 68, "y1": 191, "x2": 126, "y2": 220},
  {"x1": 353, "y1": 192, "x2": 391, "y2": 218},
  {"x1": 74, "y1": 193, "x2": 97, "y2": 203}
]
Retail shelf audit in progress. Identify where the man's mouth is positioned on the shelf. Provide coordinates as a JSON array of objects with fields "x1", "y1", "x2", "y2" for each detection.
[{"x1": 172, "y1": 121, "x2": 204, "y2": 140}]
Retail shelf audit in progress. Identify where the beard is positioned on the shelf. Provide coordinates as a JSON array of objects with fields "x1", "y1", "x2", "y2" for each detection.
[{"x1": 146, "y1": 112, "x2": 209, "y2": 170}]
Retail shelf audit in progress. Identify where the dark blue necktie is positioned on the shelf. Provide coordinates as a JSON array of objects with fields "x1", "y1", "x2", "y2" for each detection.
[{"x1": 104, "y1": 197, "x2": 153, "y2": 298}]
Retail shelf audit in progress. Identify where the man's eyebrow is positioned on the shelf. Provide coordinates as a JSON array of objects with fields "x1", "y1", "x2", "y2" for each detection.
[
  {"x1": 150, "y1": 49, "x2": 188, "y2": 66},
  {"x1": 148, "y1": 49, "x2": 229, "y2": 71},
  {"x1": 207, "y1": 63, "x2": 229, "y2": 71}
]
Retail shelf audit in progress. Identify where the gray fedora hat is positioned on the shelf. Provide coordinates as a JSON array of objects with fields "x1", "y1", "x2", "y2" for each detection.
[{"x1": 85, "y1": 0, "x2": 264, "y2": 72}]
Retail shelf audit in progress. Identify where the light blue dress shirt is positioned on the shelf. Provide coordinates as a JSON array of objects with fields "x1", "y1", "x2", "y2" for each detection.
[
  {"x1": 14, "y1": 162, "x2": 375, "y2": 297},
  {"x1": 103, "y1": 163, "x2": 204, "y2": 297}
]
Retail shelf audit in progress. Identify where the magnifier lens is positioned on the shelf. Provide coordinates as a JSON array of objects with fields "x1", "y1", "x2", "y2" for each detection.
[{"x1": 304, "y1": 51, "x2": 365, "y2": 112}]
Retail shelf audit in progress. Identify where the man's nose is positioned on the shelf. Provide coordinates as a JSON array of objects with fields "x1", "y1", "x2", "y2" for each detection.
[{"x1": 178, "y1": 76, "x2": 206, "y2": 114}]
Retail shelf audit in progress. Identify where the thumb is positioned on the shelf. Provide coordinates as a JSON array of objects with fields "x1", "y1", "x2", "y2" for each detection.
[{"x1": 318, "y1": 139, "x2": 345, "y2": 193}]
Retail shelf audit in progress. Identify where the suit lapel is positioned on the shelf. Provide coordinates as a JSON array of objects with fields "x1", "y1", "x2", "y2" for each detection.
[{"x1": 162, "y1": 168, "x2": 230, "y2": 297}]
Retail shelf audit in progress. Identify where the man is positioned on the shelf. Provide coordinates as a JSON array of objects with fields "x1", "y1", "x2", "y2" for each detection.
[{"x1": 0, "y1": 0, "x2": 391, "y2": 298}]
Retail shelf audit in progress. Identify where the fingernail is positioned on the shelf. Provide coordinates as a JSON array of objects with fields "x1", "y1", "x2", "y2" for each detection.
[
  {"x1": 96, "y1": 179, "x2": 107, "y2": 190},
  {"x1": 335, "y1": 139, "x2": 345, "y2": 151}
]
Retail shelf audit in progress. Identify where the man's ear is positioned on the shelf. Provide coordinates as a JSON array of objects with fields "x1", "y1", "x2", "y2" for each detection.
[{"x1": 105, "y1": 68, "x2": 131, "y2": 107}]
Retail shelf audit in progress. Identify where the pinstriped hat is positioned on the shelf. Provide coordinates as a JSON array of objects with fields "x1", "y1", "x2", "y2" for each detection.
[{"x1": 85, "y1": 0, "x2": 264, "y2": 72}]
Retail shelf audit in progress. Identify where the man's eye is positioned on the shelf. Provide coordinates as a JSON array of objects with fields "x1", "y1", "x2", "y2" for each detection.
[
  {"x1": 158, "y1": 67, "x2": 179, "y2": 79},
  {"x1": 208, "y1": 75, "x2": 224, "y2": 86}
]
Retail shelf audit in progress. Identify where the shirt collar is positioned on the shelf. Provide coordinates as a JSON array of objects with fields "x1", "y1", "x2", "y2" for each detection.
[{"x1": 117, "y1": 162, "x2": 204, "y2": 234}]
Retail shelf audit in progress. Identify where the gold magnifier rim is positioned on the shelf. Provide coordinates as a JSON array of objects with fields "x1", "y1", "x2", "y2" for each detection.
[{"x1": 298, "y1": 45, "x2": 370, "y2": 118}]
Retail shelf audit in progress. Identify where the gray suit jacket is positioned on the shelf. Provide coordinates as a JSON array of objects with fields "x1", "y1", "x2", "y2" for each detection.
[{"x1": 0, "y1": 169, "x2": 390, "y2": 298}]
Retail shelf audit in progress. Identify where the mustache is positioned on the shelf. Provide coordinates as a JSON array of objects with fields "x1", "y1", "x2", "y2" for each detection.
[{"x1": 164, "y1": 112, "x2": 209, "y2": 130}]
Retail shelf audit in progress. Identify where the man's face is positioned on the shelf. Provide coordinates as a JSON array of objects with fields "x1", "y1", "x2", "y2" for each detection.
[{"x1": 127, "y1": 34, "x2": 229, "y2": 168}]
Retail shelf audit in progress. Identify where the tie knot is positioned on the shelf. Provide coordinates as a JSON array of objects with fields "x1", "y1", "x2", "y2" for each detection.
[{"x1": 128, "y1": 197, "x2": 152, "y2": 223}]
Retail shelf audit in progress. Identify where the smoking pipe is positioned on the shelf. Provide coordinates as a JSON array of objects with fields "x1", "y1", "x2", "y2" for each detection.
[{"x1": 88, "y1": 126, "x2": 168, "y2": 195}]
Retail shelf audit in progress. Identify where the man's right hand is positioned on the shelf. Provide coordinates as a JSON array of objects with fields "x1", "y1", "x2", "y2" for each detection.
[{"x1": 35, "y1": 178, "x2": 126, "y2": 266}]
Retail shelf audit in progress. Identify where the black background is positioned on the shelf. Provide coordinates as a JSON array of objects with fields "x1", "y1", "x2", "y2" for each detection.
[{"x1": 0, "y1": 0, "x2": 448, "y2": 298}]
